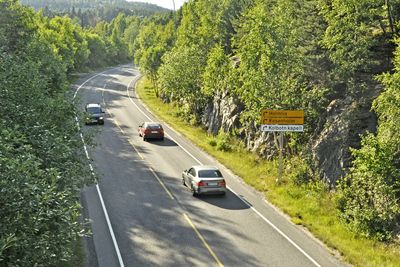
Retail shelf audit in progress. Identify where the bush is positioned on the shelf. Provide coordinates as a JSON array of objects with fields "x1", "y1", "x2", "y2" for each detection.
[
  {"x1": 215, "y1": 130, "x2": 232, "y2": 152},
  {"x1": 337, "y1": 134, "x2": 400, "y2": 241},
  {"x1": 208, "y1": 139, "x2": 217, "y2": 147},
  {"x1": 286, "y1": 157, "x2": 314, "y2": 186}
]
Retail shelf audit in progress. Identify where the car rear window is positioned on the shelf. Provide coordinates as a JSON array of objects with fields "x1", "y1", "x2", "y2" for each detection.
[
  {"x1": 147, "y1": 124, "x2": 162, "y2": 130},
  {"x1": 198, "y1": 170, "x2": 222, "y2": 178}
]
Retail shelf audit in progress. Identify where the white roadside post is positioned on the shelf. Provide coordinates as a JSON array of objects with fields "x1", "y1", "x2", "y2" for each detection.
[{"x1": 261, "y1": 110, "x2": 304, "y2": 184}]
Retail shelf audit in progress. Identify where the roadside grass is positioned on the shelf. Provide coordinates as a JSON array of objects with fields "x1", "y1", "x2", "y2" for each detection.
[{"x1": 136, "y1": 77, "x2": 400, "y2": 267}]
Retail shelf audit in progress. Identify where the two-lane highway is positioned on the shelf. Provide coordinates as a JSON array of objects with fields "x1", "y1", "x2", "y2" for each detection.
[{"x1": 76, "y1": 65, "x2": 346, "y2": 267}]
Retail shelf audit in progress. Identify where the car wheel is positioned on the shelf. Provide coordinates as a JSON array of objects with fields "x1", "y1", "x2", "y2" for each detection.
[
  {"x1": 160, "y1": 137, "x2": 164, "y2": 141},
  {"x1": 143, "y1": 136, "x2": 146, "y2": 141},
  {"x1": 182, "y1": 178, "x2": 186, "y2": 186},
  {"x1": 191, "y1": 185, "x2": 198, "y2": 197}
]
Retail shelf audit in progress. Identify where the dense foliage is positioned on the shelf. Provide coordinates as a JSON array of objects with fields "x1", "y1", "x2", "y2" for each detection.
[
  {"x1": 133, "y1": 0, "x2": 400, "y2": 241},
  {"x1": 20, "y1": 0, "x2": 168, "y2": 26},
  {"x1": 0, "y1": 0, "x2": 144, "y2": 264},
  {"x1": 338, "y1": 38, "x2": 400, "y2": 241}
]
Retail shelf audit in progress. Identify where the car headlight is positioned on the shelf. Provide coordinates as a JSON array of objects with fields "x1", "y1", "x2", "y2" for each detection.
[{"x1": 99, "y1": 117, "x2": 104, "y2": 120}]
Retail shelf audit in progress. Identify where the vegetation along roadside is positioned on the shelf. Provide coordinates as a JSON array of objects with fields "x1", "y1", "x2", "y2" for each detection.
[
  {"x1": 136, "y1": 75, "x2": 400, "y2": 267},
  {"x1": 133, "y1": 0, "x2": 400, "y2": 266}
]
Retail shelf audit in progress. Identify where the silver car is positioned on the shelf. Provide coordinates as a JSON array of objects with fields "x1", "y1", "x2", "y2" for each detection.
[{"x1": 182, "y1": 165, "x2": 227, "y2": 196}]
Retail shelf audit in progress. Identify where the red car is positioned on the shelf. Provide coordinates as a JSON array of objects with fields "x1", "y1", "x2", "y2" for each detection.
[{"x1": 138, "y1": 122, "x2": 164, "y2": 141}]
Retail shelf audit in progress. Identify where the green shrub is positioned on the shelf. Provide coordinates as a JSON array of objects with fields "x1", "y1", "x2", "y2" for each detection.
[
  {"x1": 337, "y1": 134, "x2": 400, "y2": 241},
  {"x1": 208, "y1": 139, "x2": 217, "y2": 147},
  {"x1": 215, "y1": 130, "x2": 232, "y2": 152},
  {"x1": 287, "y1": 157, "x2": 313, "y2": 186}
]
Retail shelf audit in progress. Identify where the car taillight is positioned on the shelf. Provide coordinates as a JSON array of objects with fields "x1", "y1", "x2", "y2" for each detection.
[
  {"x1": 218, "y1": 180, "x2": 226, "y2": 187},
  {"x1": 197, "y1": 181, "x2": 206, "y2": 187},
  {"x1": 144, "y1": 128, "x2": 150, "y2": 134}
]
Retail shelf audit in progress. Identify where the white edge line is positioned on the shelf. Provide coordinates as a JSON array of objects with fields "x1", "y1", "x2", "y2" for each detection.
[
  {"x1": 227, "y1": 186, "x2": 321, "y2": 267},
  {"x1": 74, "y1": 67, "x2": 125, "y2": 267},
  {"x1": 95, "y1": 184, "x2": 125, "y2": 267},
  {"x1": 126, "y1": 78, "x2": 202, "y2": 166},
  {"x1": 126, "y1": 73, "x2": 321, "y2": 267}
]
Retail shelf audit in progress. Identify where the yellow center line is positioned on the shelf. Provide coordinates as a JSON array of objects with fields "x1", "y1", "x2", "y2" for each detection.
[
  {"x1": 128, "y1": 140, "x2": 144, "y2": 160},
  {"x1": 183, "y1": 213, "x2": 224, "y2": 267},
  {"x1": 149, "y1": 167, "x2": 174, "y2": 200},
  {"x1": 113, "y1": 118, "x2": 125, "y2": 134},
  {"x1": 105, "y1": 81, "x2": 223, "y2": 267}
]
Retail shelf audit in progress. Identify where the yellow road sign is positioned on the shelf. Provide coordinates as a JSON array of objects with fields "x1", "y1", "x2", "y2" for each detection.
[
  {"x1": 262, "y1": 110, "x2": 304, "y2": 118},
  {"x1": 263, "y1": 117, "x2": 304, "y2": 125}
]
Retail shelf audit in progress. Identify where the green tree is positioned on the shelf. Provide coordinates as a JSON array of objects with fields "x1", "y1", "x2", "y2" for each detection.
[
  {"x1": 233, "y1": 0, "x2": 319, "y2": 121},
  {"x1": 0, "y1": 1, "x2": 94, "y2": 264},
  {"x1": 320, "y1": 0, "x2": 400, "y2": 94},
  {"x1": 157, "y1": 44, "x2": 207, "y2": 120},
  {"x1": 134, "y1": 19, "x2": 175, "y2": 83},
  {"x1": 337, "y1": 37, "x2": 400, "y2": 241},
  {"x1": 202, "y1": 44, "x2": 235, "y2": 98}
]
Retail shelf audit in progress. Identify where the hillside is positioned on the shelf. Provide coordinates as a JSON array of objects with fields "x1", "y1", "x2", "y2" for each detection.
[
  {"x1": 20, "y1": 0, "x2": 169, "y2": 22},
  {"x1": 133, "y1": 0, "x2": 400, "y2": 265}
]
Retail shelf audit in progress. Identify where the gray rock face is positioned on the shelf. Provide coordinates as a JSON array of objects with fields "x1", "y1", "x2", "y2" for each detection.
[
  {"x1": 311, "y1": 95, "x2": 377, "y2": 186},
  {"x1": 200, "y1": 84, "x2": 379, "y2": 187},
  {"x1": 202, "y1": 90, "x2": 278, "y2": 159},
  {"x1": 202, "y1": 90, "x2": 243, "y2": 135}
]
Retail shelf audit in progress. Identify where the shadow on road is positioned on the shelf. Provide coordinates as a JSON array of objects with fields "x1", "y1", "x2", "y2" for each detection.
[{"x1": 144, "y1": 138, "x2": 178, "y2": 147}]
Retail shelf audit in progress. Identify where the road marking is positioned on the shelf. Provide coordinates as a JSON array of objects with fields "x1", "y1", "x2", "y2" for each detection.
[
  {"x1": 149, "y1": 167, "x2": 174, "y2": 200},
  {"x1": 183, "y1": 213, "x2": 224, "y2": 267},
  {"x1": 74, "y1": 67, "x2": 125, "y2": 267},
  {"x1": 113, "y1": 118, "x2": 125, "y2": 134},
  {"x1": 126, "y1": 71, "x2": 322, "y2": 267},
  {"x1": 128, "y1": 140, "x2": 144, "y2": 160},
  {"x1": 227, "y1": 187, "x2": 321, "y2": 267},
  {"x1": 126, "y1": 78, "x2": 202, "y2": 165},
  {"x1": 101, "y1": 81, "x2": 145, "y2": 162}
]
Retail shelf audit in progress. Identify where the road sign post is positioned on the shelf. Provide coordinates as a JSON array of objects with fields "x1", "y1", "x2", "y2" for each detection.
[
  {"x1": 260, "y1": 110, "x2": 304, "y2": 184},
  {"x1": 278, "y1": 132, "x2": 283, "y2": 184}
]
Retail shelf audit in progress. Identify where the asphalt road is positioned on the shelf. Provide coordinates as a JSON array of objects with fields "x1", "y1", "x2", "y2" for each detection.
[{"x1": 76, "y1": 65, "x2": 346, "y2": 267}]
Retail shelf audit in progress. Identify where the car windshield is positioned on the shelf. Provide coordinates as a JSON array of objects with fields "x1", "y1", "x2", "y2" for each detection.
[
  {"x1": 198, "y1": 169, "x2": 222, "y2": 178},
  {"x1": 87, "y1": 107, "x2": 101, "y2": 114}
]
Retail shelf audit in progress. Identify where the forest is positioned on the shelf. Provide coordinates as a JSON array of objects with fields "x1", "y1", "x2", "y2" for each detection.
[
  {"x1": 0, "y1": 0, "x2": 159, "y2": 264},
  {"x1": 0, "y1": 0, "x2": 399, "y2": 265},
  {"x1": 20, "y1": 0, "x2": 169, "y2": 26}
]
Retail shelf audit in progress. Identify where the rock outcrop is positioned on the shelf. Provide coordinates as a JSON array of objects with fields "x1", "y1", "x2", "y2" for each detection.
[
  {"x1": 200, "y1": 83, "x2": 380, "y2": 187},
  {"x1": 202, "y1": 90, "x2": 243, "y2": 135},
  {"x1": 310, "y1": 89, "x2": 380, "y2": 186}
]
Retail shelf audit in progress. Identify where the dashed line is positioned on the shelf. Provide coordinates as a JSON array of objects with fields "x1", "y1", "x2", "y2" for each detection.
[
  {"x1": 183, "y1": 213, "x2": 224, "y2": 267},
  {"x1": 128, "y1": 140, "x2": 144, "y2": 160},
  {"x1": 149, "y1": 167, "x2": 174, "y2": 200},
  {"x1": 126, "y1": 79, "x2": 202, "y2": 165},
  {"x1": 126, "y1": 72, "x2": 322, "y2": 267}
]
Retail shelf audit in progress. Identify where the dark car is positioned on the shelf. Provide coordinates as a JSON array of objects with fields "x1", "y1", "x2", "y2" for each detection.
[
  {"x1": 138, "y1": 122, "x2": 164, "y2": 141},
  {"x1": 182, "y1": 165, "x2": 227, "y2": 196},
  {"x1": 85, "y1": 103, "x2": 105, "y2": 125}
]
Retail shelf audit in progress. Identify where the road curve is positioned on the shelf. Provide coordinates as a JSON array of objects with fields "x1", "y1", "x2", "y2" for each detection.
[{"x1": 76, "y1": 65, "x2": 346, "y2": 267}]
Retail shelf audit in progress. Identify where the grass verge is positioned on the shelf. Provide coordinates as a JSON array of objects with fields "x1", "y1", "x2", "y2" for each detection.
[{"x1": 136, "y1": 77, "x2": 400, "y2": 267}]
